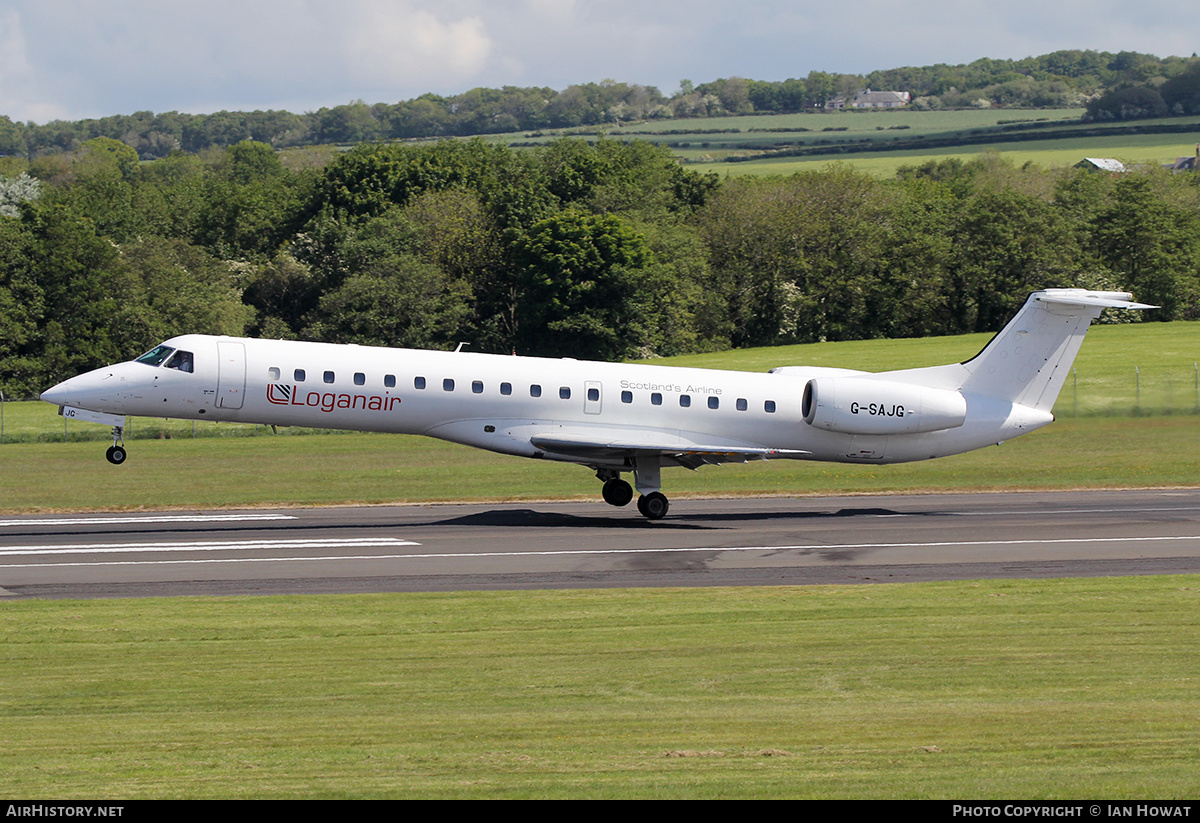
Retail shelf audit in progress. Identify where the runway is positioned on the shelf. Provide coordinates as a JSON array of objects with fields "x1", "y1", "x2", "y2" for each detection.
[{"x1": 3, "y1": 488, "x2": 1200, "y2": 599}]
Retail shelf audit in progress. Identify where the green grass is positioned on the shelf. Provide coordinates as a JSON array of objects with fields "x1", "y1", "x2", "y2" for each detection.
[{"x1": 2, "y1": 579, "x2": 1198, "y2": 798}]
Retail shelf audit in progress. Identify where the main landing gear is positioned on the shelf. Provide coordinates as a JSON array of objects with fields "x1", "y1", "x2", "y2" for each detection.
[
  {"x1": 596, "y1": 468, "x2": 670, "y2": 520},
  {"x1": 105, "y1": 425, "x2": 127, "y2": 465},
  {"x1": 636, "y1": 491, "x2": 669, "y2": 520}
]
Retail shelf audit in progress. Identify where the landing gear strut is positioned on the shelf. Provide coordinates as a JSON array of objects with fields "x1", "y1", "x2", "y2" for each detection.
[
  {"x1": 105, "y1": 425, "x2": 126, "y2": 465},
  {"x1": 596, "y1": 467, "x2": 670, "y2": 519}
]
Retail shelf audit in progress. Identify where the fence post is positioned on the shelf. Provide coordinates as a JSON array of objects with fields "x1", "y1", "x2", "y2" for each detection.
[
  {"x1": 1135, "y1": 366, "x2": 1141, "y2": 414},
  {"x1": 1075, "y1": 367, "x2": 1084, "y2": 419}
]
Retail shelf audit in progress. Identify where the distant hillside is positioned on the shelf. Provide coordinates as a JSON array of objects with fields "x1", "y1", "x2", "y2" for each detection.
[{"x1": 1, "y1": 49, "x2": 1198, "y2": 160}]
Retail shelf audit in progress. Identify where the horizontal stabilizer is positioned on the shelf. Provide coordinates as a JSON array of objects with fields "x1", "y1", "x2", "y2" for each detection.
[{"x1": 1034, "y1": 289, "x2": 1157, "y2": 311}]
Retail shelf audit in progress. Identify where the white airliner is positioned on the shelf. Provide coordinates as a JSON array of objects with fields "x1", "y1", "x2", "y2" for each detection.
[{"x1": 41, "y1": 289, "x2": 1152, "y2": 519}]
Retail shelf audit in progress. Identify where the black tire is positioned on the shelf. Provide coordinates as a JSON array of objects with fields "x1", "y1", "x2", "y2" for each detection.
[
  {"x1": 636, "y1": 492, "x2": 669, "y2": 520},
  {"x1": 602, "y1": 478, "x2": 634, "y2": 507},
  {"x1": 106, "y1": 445, "x2": 127, "y2": 465}
]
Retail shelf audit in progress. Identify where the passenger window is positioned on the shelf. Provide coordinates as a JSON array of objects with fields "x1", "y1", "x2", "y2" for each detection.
[
  {"x1": 500, "y1": 382, "x2": 512, "y2": 396},
  {"x1": 472, "y1": 380, "x2": 483, "y2": 394},
  {"x1": 324, "y1": 371, "x2": 335, "y2": 384},
  {"x1": 680, "y1": 395, "x2": 691, "y2": 408},
  {"x1": 354, "y1": 373, "x2": 365, "y2": 386},
  {"x1": 443, "y1": 378, "x2": 455, "y2": 392},
  {"x1": 294, "y1": 369, "x2": 306, "y2": 382},
  {"x1": 530, "y1": 384, "x2": 542, "y2": 398},
  {"x1": 736, "y1": 398, "x2": 748, "y2": 411},
  {"x1": 164, "y1": 351, "x2": 194, "y2": 373},
  {"x1": 269, "y1": 367, "x2": 280, "y2": 381},
  {"x1": 708, "y1": 396, "x2": 719, "y2": 410},
  {"x1": 651, "y1": 392, "x2": 662, "y2": 406},
  {"x1": 587, "y1": 387, "x2": 599, "y2": 402},
  {"x1": 413, "y1": 376, "x2": 425, "y2": 389},
  {"x1": 765, "y1": 400, "x2": 776, "y2": 413},
  {"x1": 621, "y1": 391, "x2": 632, "y2": 404},
  {"x1": 559, "y1": 387, "x2": 571, "y2": 400}
]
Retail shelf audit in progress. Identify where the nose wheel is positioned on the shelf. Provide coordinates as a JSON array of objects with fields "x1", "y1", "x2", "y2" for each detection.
[{"x1": 106, "y1": 426, "x2": 127, "y2": 465}]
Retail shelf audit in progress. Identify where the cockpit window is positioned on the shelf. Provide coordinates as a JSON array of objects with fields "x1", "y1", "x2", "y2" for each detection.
[
  {"x1": 164, "y1": 350, "x2": 194, "y2": 373},
  {"x1": 136, "y1": 345, "x2": 175, "y2": 366}
]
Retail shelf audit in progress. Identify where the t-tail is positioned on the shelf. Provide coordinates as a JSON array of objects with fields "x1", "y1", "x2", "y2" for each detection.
[
  {"x1": 871, "y1": 289, "x2": 1156, "y2": 409},
  {"x1": 798, "y1": 290, "x2": 1156, "y2": 463},
  {"x1": 957, "y1": 289, "x2": 1157, "y2": 409}
]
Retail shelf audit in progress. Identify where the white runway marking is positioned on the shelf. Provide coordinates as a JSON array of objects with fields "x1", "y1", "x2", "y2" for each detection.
[
  {"x1": 0, "y1": 514, "x2": 297, "y2": 527},
  {"x1": 0, "y1": 538, "x2": 419, "y2": 557}
]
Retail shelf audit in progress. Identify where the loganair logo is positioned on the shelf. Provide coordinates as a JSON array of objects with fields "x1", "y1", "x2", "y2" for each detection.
[{"x1": 266, "y1": 384, "x2": 401, "y2": 413}]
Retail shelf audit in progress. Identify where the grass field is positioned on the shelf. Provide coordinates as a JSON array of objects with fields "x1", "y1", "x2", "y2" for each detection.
[{"x1": 2, "y1": 578, "x2": 1198, "y2": 798}]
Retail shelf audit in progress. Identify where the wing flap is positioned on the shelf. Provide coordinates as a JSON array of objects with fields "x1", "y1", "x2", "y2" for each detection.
[{"x1": 529, "y1": 432, "x2": 809, "y2": 465}]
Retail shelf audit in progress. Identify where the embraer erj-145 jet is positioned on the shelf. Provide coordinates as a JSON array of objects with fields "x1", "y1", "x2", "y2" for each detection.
[{"x1": 41, "y1": 289, "x2": 1152, "y2": 519}]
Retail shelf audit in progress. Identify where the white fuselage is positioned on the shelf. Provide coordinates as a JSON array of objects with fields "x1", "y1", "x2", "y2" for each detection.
[
  {"x1": 41, "y1": 333, "x2": 1048, "y2": 468},
  {"x1": 39, "y1": 290, "x2": 1154, "y2": 517}
]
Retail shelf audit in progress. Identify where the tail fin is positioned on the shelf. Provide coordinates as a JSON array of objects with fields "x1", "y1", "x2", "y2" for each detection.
[{"x1": 960, "y1": 289, "x2": 1155, "y2": 410}]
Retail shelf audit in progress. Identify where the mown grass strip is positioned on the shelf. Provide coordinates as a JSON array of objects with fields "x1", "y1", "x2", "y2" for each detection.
[
  {"x1": 1, "y1": 579, "x2": 1197, "y2": 798},
  {"x1": 1, "y1": 414, "x2": 1198, "y2": 512}
]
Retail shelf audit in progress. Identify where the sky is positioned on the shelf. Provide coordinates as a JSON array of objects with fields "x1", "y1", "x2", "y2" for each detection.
[{"x1": 1, "y1": 0, "x2": 1196, "y2": 124}]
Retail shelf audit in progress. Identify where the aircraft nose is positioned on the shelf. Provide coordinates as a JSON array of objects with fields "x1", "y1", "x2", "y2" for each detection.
[
  {"x1": 39, "y1": 370, "x2": 120, "y2": 411},
  {"x1": 39, "y1": 381, "x2": 70, "y2": 405}
]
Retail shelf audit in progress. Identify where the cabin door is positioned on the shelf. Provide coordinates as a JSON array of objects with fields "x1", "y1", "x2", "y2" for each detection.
[{"x1": 216, "y1": 341, "x2": 247, "y2": 409}]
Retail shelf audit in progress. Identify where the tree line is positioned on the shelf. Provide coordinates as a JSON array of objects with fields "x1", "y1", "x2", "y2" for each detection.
[
  {"x1": 1, "y1": 136, "x2": 1198, "y2": 399},
  {"x1": 2, "y1": 50, "x2": 1198, "y2": 161}
]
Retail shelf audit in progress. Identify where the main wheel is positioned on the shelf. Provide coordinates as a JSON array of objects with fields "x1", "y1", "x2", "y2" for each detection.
[
  {"x1": 106, "y1": 445, "x2": 127, "y2": 465},
  {"x1": 636, "y1": 492, "x2": 669, "y2": 520},
  {"x1": 602, "y1": 478, "x2": 634, "y2": 507}
]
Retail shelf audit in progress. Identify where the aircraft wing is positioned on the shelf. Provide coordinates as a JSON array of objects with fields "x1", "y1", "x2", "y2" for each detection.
[{"x1": 529, "y1": 431, "x2": 810, "y2": 469}]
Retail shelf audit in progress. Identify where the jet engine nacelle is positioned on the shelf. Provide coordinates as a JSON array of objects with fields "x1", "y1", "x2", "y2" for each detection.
[{"x1": 802, "y1": 377, "x2": 967, "y2": 435}]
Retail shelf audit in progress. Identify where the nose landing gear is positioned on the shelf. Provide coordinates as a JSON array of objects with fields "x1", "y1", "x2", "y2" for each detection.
[{"x1": 105, "y1": 425, "x2": 126, "y2": 465}]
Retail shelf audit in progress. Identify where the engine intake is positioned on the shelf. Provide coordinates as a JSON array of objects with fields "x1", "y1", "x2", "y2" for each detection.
[{"x1": 802, "y1": 377, "x2": 967, "y2": 435}]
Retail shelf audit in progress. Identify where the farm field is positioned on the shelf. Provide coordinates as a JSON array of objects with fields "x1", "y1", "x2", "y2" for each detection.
[
  {"x1": 475, "y1": 107, "x2": 1200, "y2": 176},
  {"x1": 693, "y1": 132, "x2": 1200, "y2": 177}
]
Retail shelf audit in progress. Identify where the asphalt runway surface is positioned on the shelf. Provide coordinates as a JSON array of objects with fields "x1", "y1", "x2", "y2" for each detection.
[{"x1": 3, "y1": 488, "x2": 1200, "y2": 599}]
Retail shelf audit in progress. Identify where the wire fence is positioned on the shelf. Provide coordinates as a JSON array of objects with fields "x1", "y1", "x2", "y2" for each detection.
[
  {"x1": 3, "y1": 364, "x2": 1198, "y2": 445},
  {"x1": 1062, "y1": 363, "x2": 1200, "y2": 418}
]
